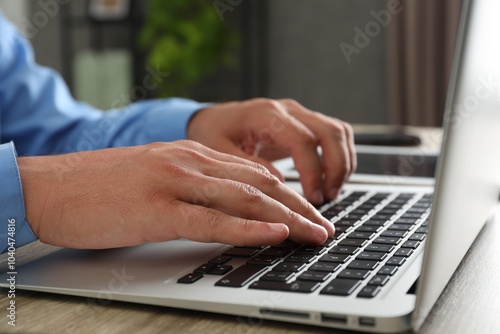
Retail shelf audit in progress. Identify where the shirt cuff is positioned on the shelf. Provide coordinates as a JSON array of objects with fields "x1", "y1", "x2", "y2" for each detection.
[{"x1": 0, "y1": 142, "x2": 38, "y2": 254}]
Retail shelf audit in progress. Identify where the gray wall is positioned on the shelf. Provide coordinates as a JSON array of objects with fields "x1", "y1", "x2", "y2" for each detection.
[
  {"x1": 1, "y1": 0, "x2": 390, "y2": 124},
  {"x1": 267, "y1": 0, "x2": 389, "y2": 124}
]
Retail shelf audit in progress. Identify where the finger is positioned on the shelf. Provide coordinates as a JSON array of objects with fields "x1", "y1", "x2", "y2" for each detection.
[
  {"x1": 205, "y1": 161, "x2": 334, "y2": 236},
  {"x1": 168, "y1": 202, "x2": 290, "y2": 246},
  {"x1": 176, "y1": 176, "x2": 329, "y2": 245},
  {"x1": 342, "y1": 121, "x2": 357, "y2": 175}
]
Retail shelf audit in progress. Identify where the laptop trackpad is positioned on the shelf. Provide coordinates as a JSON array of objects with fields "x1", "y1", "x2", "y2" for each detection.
[{"x1": 15, "y1": 240, "x2": 227, "y2": 291}]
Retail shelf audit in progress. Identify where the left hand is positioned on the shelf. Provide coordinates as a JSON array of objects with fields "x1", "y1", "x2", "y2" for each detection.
[{"x1": 187, "y1": 98, "x2": 356, "y2": 205}]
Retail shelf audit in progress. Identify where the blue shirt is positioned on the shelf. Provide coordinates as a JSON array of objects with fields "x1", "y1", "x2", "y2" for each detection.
[{"x1": 0, "y1": 12, "x2": 208, "y2": 253}]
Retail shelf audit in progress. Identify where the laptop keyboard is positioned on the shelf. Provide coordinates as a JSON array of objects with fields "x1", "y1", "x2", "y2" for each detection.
[{"x1": 177, "y1": 191, "x2": 432, "y2": 299}]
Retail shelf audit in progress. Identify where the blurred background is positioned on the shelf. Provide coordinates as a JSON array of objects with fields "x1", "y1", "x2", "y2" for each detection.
[{"x1": 0, "y1": 0, "x2": 461, "y2": 126}]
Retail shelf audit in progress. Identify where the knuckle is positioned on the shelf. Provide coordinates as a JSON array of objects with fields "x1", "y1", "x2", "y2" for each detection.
[{"x1": 239, "y1": 184, "x2": 263, "y2": 206}]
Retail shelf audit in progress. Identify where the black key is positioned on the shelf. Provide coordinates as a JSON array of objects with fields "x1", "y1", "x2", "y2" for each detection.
[
  {"x1": 274, "y1": 240, "x2": 301, "y2": 249},
  {"x1": 260, "y1": 271, "x2": 294, "y2": 282},
  {"x1": 338, "y1": 238, "x2": 367, "y2": 247},
  {"x1": 357, "y1": 252, "x2": 387, "y2": 261},
  {"x1": 215, "y1": 264, "x2": 266, "y2": 287},
  {"x1": 177, "y1": 273, "x2": 203, "y2": 284},
  {"x1": 368, "y1": 275, "x2": 390, "y2": 286},
  {"x1": 401, "y1": 240, "x2": 420, "y2": 249},
  {"x1": 357, "y1": 285, "x2": 381, "y2": 298},
  {"x1": 409, "y1": 233, "x2": 426, "y2": 241},
  {"x1": 247, "y1": 255, "x2": 281, "y2": 266},
  {"x1": 194, "y1": 263, "x2": 217, "y2": 274},
  {"x1": 273, "y1": 262, "x2": 306, "y2": 272},
  {"x1": 208, "y1": 255, "x2": 232, "y2": 265},
  {"x1": 386, "y1": 256, "x2": 406, "y2": 266},
  {"x1": 298, "y1": 271, "x2": 332, "y2": 282},
  {"x1": 342, "y1": 213, "x2": 365, "y2": 220},
  {"x1": 335, "y1": 220, "x2": 357, "y2": 227},
  {"x1": 223, "y1": 247, "x2": 260, "y2": 258},
  {"x1": 261, "y1": 247, "x2": 291, "y2": 257},
  {"x1": 395, "y1": 218, "x2": 418, "y2": 225},
  {"x1": 371, "y1": 214, "x2": 392, "y2": 221},
  {"x1": 296, "y1": 245, "x2": 327, "y2": 255},
  {"x1": 209, "y1": 265, "x2": 233, "y2": 275},
  {"x1": 355, "y1": 225, "x2": 382, "y2": 233},
  {"x1": 380, "y1": 230, "x2": 408, "y2": 238},
  {"x1": 347, "y1": 260, "x2": 379, "y2": 270},
  {"x1": 309, "y1": 262, "x2": 342, "y2": 272},
  {"x1": 373, "y1": 237, "x2": 401, "y2": 245},
  {"x1": 388, "y1": 224, "x2": 413, "y2": 231},
  {"x1": 401, "y1": 213, "x2": 423, "y2": 219},
  {"x1": 333, "y1": 226, "x2": 349, "y2": 235},
  {"x1": 407, "y1": 207, "x2": 428, "y2": 214},
  {"x1": 286, "y1": 254, "x2": 316, "y2": 263},
  {"x1": 320, "y1": 253, "x2": 350, "y2": 263},
  {"x1": 347, "y1": 232, "x2": 375, "y2": 240},
  {"x1": 416, "y1": 226, "x2": 428, "y2": 234},
  {"x1": 364, "y1": 244, "x2": 394, "y2": 253},
  {"x1": 249, "y1": 280, "x2": 320, "y2": 293},
  {"x1": 321, "y1": 279, "x2": 362, "y2": 296},
  {"x1": 394, "y1": 248, "x2": 414, "y2": 257},
  {"x1": 421, "y1": 219, "x2": 429, "y2": 227},
  {"x1": 377, "y1": 209, "x2": 398, "y2": 216},
  {"x1": 364, "y1": 220, "x2": 388, "y2": 227},
  {"x1": 378, "y1": 265, "x2": 398, "y2": 276},
  {"x1": 329, "y1": 245, "x2": 359, "y2": 255},
  {"x1": 337, "y1": 269, "x2": 370, "y2": 279},
  {"x1": 322, "y1": 237, "x2": 336, "y2": 247}
]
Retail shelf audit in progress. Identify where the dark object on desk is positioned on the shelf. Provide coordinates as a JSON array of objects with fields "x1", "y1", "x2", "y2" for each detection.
[{"x1": 355, "y1": 132, "x2": 422, "y2": 146}]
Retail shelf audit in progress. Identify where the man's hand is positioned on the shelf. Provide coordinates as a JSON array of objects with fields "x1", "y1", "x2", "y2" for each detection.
[
  {"x1": 18, "y1": 141, "x2": 333, "y2": 250},
  {"x1": 187, "y1": 98, "x2": 356, "y2": 205}
]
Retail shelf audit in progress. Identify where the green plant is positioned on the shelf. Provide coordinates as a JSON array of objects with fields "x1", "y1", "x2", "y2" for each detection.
[{"x1": 139, "y1": 0, "x2": 238, "y2": 98}]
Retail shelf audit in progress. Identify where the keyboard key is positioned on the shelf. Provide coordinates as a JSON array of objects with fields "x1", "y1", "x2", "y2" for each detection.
[
  {"x1": 377, "y1": 265, "x2": 398, "y2": 276},
  {"x1": 409, "y1": 233, "x2": 426, "y2": 241},
  {"x1": 178, "y1": 273, "x2": 203, "y2": 284},
  {"x1": 347, "y1": 232, "x2": 375, "y2": 240},
  {"x1": 194, "y1": 263, "x2": 217, "y2": 274},
  {"x1": 321, "y1": 279, "x2": 362, "y2": 296},
  {"x1": 394, "y1": 248, "x2": 414, "y2": 257},
  {"x1": 401, "y1": 213, "x2": 423, "y2": 219},
  {"x1": 208, "y1": 255, "x2": 232, "y2": 265},
  {"x1": 320, "y1": 253, "x2": 350, "y2": 263},
  {"x1": 364, "y1": 244, "x2": 395, "y2": 253},
  {"x1": 364, "y1": 220, "x2": 388, "y2": 227},
  {"x1": 322, "y1": 237, "x2": 336, "y2": 247},
  {"x1": 356, "y1": 252, "x2": 387, "y2": 261},
  {"x1": 355, "y1": 225, "x2": 382, "y2": 233},
  {"x1": 261, "y1": 247, "x2": 291, "y2": 257},
  {"x1": 309, "y1": 262, "x2": 342, "y2": 272},
  {"x1": 357, "y1": 285, "x2": 381, "y2": 298},
  {"x1": 295, "y1": 245, "x2": 327, "y2": 255},
  {"x1": 223, "y1": 247, "x2": 260, "y2": 258},
  {"x1": 337, "y1": 269, "x2": 370, "y2": 279},
  {"x1": 339, "y1": 238, "x2": 367, "y2": 247},
  {"x1": 247, "y1": 255, "x2": 281, "y2": 266},
  {"x1": 401, "y1": 240, "x2": 420, "y2": 249},
  {"x1": 380, "y1": 230, "x2": 408, "y2": 238},
  {"x1": 415, "y1": 226, "x2": 428, "y2": 234},
  {"x1": 373, "y1": 237, "x2": 402, "y2": 245},
  {"x1": 386, "y1": 256, "x2": 406, "y2": 266},
  {"x1": 215, "y1": 264, "x2": 266, "y2": 287},
  {"x1": 273, "y1": 240, "x2": 301, "y2": 249},
  {"x1": 371, "y1": 214, "x2": 392, "y2": 221},
  {"x1": 286, "y1": 254, "x2": 316, "y2": 263},
  {"x1": 388, "y1": 224, "x2": 413, "y2": 231},
  {"x1": 298, "y1": 271, "x2": 332, "y2": 282},
  {"x1": 210, "y1": 265, "x2": 233, "y2": 275},
  {"x1": 249, "y1": 280, "x2": 320, "y2": 293},
  {"x1": 329, "y1": 245, "x2": 359, "y2": 255},
  {"x1": 395, "y1": 218, "x2": 417, "y2": 225},
  {"x1": 273, "y1": 262, "x2": 306, "y2": 272},
  {"x1": 260, "y1": 271, "x2": 294, "y2": 282},
  {"x1": 347, "y1": 260, "x2": 379, "y2": 270},
  {"x1": 368, "y1": 275, "x2": 390, "y2": 286}
]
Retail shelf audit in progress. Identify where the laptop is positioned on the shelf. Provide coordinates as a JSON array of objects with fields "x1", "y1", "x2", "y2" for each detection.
[{"x1": 2, "y1": 0, "x2": 500, "y2": 332}]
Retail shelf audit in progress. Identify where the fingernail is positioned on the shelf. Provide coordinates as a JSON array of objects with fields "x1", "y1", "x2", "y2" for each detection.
[
  {"x1": 313, "y1": 189, "x2": 324, "y2": 204},
  {"x1": 311, "y1": 224, "x2": 328, "y2": 243},
  {"x1": 269, "y1": 223, "x2": 288, "y2": 235},
  {"x1": 328, "y1": 188, "x2": 339, "y2": 200},
  {"x1": 323, "y1": 218, "x2": 335, "y2": 236}
]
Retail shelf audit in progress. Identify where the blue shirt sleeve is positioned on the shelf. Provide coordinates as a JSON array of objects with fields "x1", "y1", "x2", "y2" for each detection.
[
  {"x1": 0, "y1": 12, "x2": 211, "y2": 252},
  {"x1": 0, "y1": 142, "x2": 38, "y2": 253}
]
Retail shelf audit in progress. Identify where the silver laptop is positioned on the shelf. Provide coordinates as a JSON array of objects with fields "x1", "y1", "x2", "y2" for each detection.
[{"x1": 2, "y1": 0, "x2": 500, "y2": 332}]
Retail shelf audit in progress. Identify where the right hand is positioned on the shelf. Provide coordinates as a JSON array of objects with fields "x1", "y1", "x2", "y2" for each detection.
[{"x1": 18, "y1": 141, "x2": 334, "y2": 250}]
